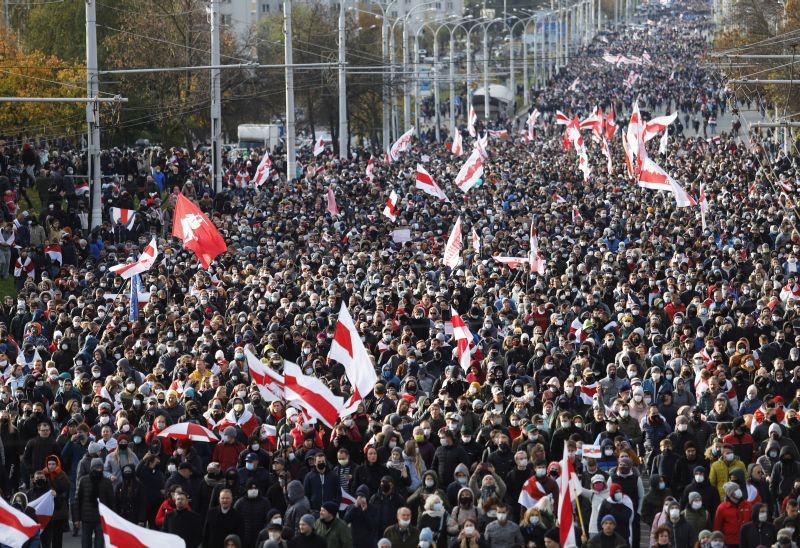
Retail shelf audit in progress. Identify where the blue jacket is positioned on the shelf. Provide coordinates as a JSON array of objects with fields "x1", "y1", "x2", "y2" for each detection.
[{"x1": 303, "y1": 468, "x2": 342, "y2": 511}]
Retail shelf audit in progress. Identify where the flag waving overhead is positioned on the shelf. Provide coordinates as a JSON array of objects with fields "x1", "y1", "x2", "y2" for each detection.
[
  {"x1": 100, "y1": 501, "x2": 186, "y2": 548},
  {"x1": 172, "y1": 193, "x2": 227, "y2": 269},
  {"x1": 555, "y1": 110, "x2": 569, "y2": 125},
  {"x1": 415, "y1": 165, "x2": 450, "y2": 202},
  {"x1": 109, "y1": 236, "x2": 159, "y2": 279},
  {"x1": 699, "y1": 183, "x2": 709, "y2": 230},
  {"x1": 637, "y1": 156, "x2": 673, "y2": 191},
  {"x1": 365, "y1": 156, "x2": 375, "y2": 183},
  {"x1": 110, "y1": 207, "x2": 136, "y2": 230},
  {"x1": 451, "y1": 309, "x2": 473, "y2": 371},
  {"x1": 390, "y1": 127, "x2": 415, "y2": 160},
  {"x1": 468, "y1": 105, "x2": 477, "y2": 137},
  {"x1": 451, "y1": 129, "x2": 464, "y2": 156},
  {"x1": 443, "y1": 216, "x2": 463, "y2": 269},
  {"x1": 558, "y1": 443, "x2": 578, "y2": 547},
  {"x1": 643, "y1": 112, "x2": 677, "y2": 142},
  {"x1": 329, "y1": 303, "x2": 378, "y2": 411},
  {"x1": 471, "y1": 228, "x2": 480, "y2": 254},
  {"x1": 252, "y1": 152, "x2": 273, "y2": 186},
  {"x1": 626, "y1": 101, "x2": 642, "y2": 158},
  {"x1": 0, "y1": 496, "x2": 40, "y2": 548},
  {"x1": 283, "y1": 360, "x2": 344, "y2": 427},
  {"x1": 454, "y1": 149, "x2": 484, "y2": 193},
  {"x1": 244, "y1": 347, "x2": 285, "y2": 402},
  {"x1": 383, "y1": 191, "x2": 400, "y2": 221},
  {"x1": 313, "y1": 137, "x2": 327, "y2": 156}
]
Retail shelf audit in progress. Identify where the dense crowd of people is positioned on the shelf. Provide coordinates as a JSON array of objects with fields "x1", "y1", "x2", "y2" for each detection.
[{"x1": 0, "y1": 1, "x2": 799, "y2": 547}]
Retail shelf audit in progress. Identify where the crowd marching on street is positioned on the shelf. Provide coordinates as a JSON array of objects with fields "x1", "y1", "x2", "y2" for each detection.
[{"x1": 1, "y1": 1, "x2": 800, "y2": 547}]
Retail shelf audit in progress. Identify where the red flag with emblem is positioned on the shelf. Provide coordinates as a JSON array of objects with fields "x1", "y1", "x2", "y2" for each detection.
[{"x1": 172, "y1": 193, "x2": 227, "y2": 269}]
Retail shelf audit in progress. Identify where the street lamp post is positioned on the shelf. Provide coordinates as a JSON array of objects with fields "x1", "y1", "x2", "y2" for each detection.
[{"x1": 509, "y1": 15, "x2": 537, "y2": 113}]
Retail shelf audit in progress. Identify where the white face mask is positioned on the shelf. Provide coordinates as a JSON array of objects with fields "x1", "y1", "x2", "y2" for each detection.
[
  {"x1": 463, "y1": 526, "x2": 475, "y2": 535},
  {"x1": 691, "y1": 500, "x2": 702, "y2": 510},
  {"x1": 398, "y1": 519, "x2": 410, "y2": 527}
]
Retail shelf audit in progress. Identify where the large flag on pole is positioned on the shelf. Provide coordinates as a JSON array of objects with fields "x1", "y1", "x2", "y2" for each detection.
[
  {"x1": 390, "y1": 127, "x2": 415, "y2": 161},
  {"x1": 252, "y1": 152, "x2": 272, "y2": 186},
  {"x1": 0, "y1": 496, "x2": 41, "y2": 547},
  {"x1": 109, "y1": 236, "x2": 159, "y2": 279},
  {"x1": 326, "y1": 187, "x2": 339, "y2": 216},
  {"x1": 110, "y1": 207, "x2": 136, "y2": 230},
  {"x1": 328, "y1": 303, "x2": 378, "y2": 412},
  {"x1": 100, "y1": 501, "x2": 186, "y2": 548},
  {"x1": 172, "y1": 193, "x2": 228, "y2": 269},
  {"x1": 468, "y1": 105, "x2": 477, "y2": 137},
  {"x1": 415, "y1": 165, "x2": 450, "y2": 202},
  {"x1": 451, "y1": 309, "x2": 473, "y2": 372},
  {"x1": 454, "y1": 149, "x2": 484, "y2": 193},
  {"x1": 451, "y1": 129, "x2": 464, "y2": 156}
]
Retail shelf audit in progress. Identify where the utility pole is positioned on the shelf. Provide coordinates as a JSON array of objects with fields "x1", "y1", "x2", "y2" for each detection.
[
  {"x1": 338, "y1": 0, "x2": 347, "y2": 159},
  {"x1": 402, "y1": 22, "x2": 410, "y2": 129},
  {"x1": 449, "y1": 30, "x2": 455, "y2": 141},
  {"x1": 382, "y1": 18, "x2": 390, "y2": 152},
  {"x1": 284, "y1": 0, "x2": 296, "y2": 180},
  {"x1": 86, "y1": 0, "x2": 102, "y2": 230},
  {"x1": 210, "y1": 0, "x2": 223, "y2": 193}
]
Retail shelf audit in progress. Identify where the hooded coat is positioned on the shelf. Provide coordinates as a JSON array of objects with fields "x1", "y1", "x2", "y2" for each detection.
[
  {"x1": 771, "y1": 446, "x2": 800, "y2": 502},
  {"x1": 284, "y1": 480, "x2": 311, "y2": 533},
  {"x1": 42, "y1": 455, "x2": 70, "y2": 521},
  {"x1": 739, "y1": 503, "x2": 778, "y2": 548}
]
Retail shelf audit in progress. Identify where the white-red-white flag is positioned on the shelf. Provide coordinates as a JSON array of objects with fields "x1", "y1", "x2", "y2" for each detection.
[
  {"x1": 601, "y1": 137, "x2": 613, "y2": 175},
  {"x1": 567, "y1": 77, "x2": 580, "y2": 91},
  {"x1": 326, "y1": 187, "x2": 339, "y2": 216},
  {"x1": 329, "y1": 303, "x2": 378, "y2": 413},
  {"x1": 390, "y1": 127, "x2": 415, "y2": 160},
  {"x1": 471, "y1": 228, "x2": 480, "y2": 254},
  {"x1": 365, "y1": 156, "x2": 375, "y2": 183},
  {"x1": 454, "y1": 150, "x2": 484, "y2": 193},
  {"x1": 313, "y1": 137, "x2": 327, "y2": 156},
  {"x1": 244, "y1": 347, "x2": 285, "y2": 402},
  {"x1": 669, "y1": 177, "x2": 696, "y2": 208},
  {"x1": 473, "y1": 132, "x2": 489, "y2": 160},
  {"x1": 44, "y1": 244, "x2": 62, "y2": 265},
  {"x1": 626, "y1": 101, "x2": 643, "y2": 159},
  {"x1": 493, "y1": 256, "x2": 530, "y2": 269},
  {"x1": 529, "y1": 223, "x2": 546, "y2": 275},
  {"x1": 100, "y1": 501, "x2": 185, "y2": 548},
  {"x1": 555, "y1": 110, "x2": 569, "y2": 125},
  {"x1": 468, "y1": 105, "x2": 477, "y2": 137},
  {"x1": 216, "y1": 407, "x2": 259, "y2": 438},
  {"x1": 383, "y1": 191, "x2": 399, "y2": 221},
  {"x1": 558, "y1": 443, "x2": 578, "y2": 547},
  {"x1": 699, "y1": 183, "x2": 709, "y2": 230},
  {"x1": 637, "y1": 156, "x2": 673, "y2": 191},
  {"x1": 415, "y1": 164, "x2": 450, "y2": 202},
  {"x1": 526, "y1": 109, "x2": 541, "y2": 141},
  {"x1": 109, "y1": 236, "x2": 159, "y2": 280},
  {"x1": 451, "y1": 309, "x2": 473, "y2": 371},
  {"x1": 488, "y1": 129, "x2": 509, "y2": 139},
  {"x1": 253, "y1": 152, "x2": 273, "y2": 186},
  {"x1": 451, "y1": 129, "x2": 464, "y2": 156},
  {"x1": 572, "y1": 206, "x2": 583, "y2": 224},
  {"x1": 606, "y1": 106, "x2": 618, "y2": 141},
  {"x1": 110, "y1": 207, "x2": 136, "y2": 230},
  {"x1": 553, "y1": 194, "x2": 567, "y2": 204},
  {"x1": 283, "y1": 360, "x2": 344, "y2": 427},
  {"x1": 27, "y1": 491, "x2": 54, "y2": 528},
  {"x1": 0, "y1": 496, "x2": 41, "y2": 548},
  {"x1": 659, "y1": 126, "x2": 669, "y2": 155},
  {"x1": 443, "y1": 216, "x2": 463, "y2": 269},
  {"x1": 643, "y1": 112, "x2": 677, "y2": 142}
]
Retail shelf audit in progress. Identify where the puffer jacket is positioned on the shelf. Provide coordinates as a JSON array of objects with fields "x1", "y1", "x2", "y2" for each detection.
[
  {"x1": 233, "y1": 494, "x2": 270, "y2": 548},
  {"x1": 284, "y1": 480, "x2": 311, "y2": 533},
  {"x1": 75, "y1": 471, "x2": 115, "y2": 522},
  {"x1": 714, "y1": 498, "x2": 753, "y2": 546}
]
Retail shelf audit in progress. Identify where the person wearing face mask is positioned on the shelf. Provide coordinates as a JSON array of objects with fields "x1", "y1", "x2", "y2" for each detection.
[
  {"x1": 103, "y1": 434, "x2": 139, "y2": 487},
  {"x1": 607, "y1": 456, "x2": 643, "y2": 546},
  {"x1": 417, "y1": 494, "x2": 458, "y2": 545},
  {"x1": 369, "y1": 475, "x2": 406, "y2": 534},
  {"x1": 710, "y1": 444, "x2": 747, "y2": 500},
  {"x1": 723, "y1": 416, "x2": 757, "y2": 465},
  {"x1": 679, "y1": 465, "x2": 721, "y2": 514},
  {"x1": 714, "y1": 481, "x2": 754, "y2": 547},
  {"x1": 453, "y1": 517, "x2": 483, "y2": 548},
  {"x1": 774, "y1": 499, "x2": 800, "y2": 545},
  {"x1": 431, "y1": 429, "x2": 469, "y2": 486},
  {"x1": 577, "y1": 473, "x2": 610, "y2": 536},
  {"x1": 739, "y1": 502, "x2": 777, "y2": 548},
  {"x1": 682, "y1": 491, "x2": 711, "y2": 541},
  {"x1": 596, "y1": 484, "x2": 634, "y2": 547},
  {"x1": 659, "y1": 500, "x2": 693, "y2": 548},
  {"x1": 407, "y1": 469, "x2": 446, "y2": 521},
  {"x1": 232, "y1": 478, "x2": 270, "y2": 548},
  {"x1": 483, "y1": 502, "x2": 523, "y2": 547},
  {"x1": 213, "y1": 426, "x2": 246, "y2": 474},
  {"x1": 504, "y1": 451, "x2": 533, "y2": 522},
  {"x1": 75, "y1": 457, "x2": 115, "y2": 547},
  {"x1": 302, "y1": 452, "x2": 341, "y2": 514},
  {"x1": 771, "y1": 446, "x2": 800, "y2": 504}
]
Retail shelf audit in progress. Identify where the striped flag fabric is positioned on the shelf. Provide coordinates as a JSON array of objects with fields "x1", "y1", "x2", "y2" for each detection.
[
  {"x1": 340, "y1": 490, "x2": 357, "y2": 511},
  {"x1": 454, "y1": 150, "x2": 484, "y2": 193},
  {"x1": 382, "y1": 191, "x2": 399, "y2": 221},
  {"x1": 244, "y1": 347, "x2": 285, "y2": 402},
  {"x1": 468, "y1": 105, "x2": 477, "y2": 137},
  {"x1": 100, "y1": 501, "x2": 185, "y2": 548},
  {"x1": 283, "y1": 360, "x2": 344, "y2": 428},
  {"x1": 0, "y1": 496, "x2": 41, "y2": 547},
  {"x1": 415, "y1": 165, "x2": 449, "y2": 202},
  {"x1": 558, "y1": 442, "x2": 578, "y2": 547},
  {"x1": 365, "y1": 156, "x2": 375, "y2": 183},
  {"x1": 252, "y1": 152, "x2": 273, "y2": 187},
  {"x1": 451, "y1": 309, "x2": 473, "y2": 372},
  {"x1": 27, "y1": 491, "x2": 54, "y2": 528},
  {"x1": 110, "y1": 207, "x2": 136, "y2": 230},
  {"x1": 492, "y1": 256, "x2": 529, "y2": 269},
  {"x1": 109, "y1": 236, "x2": 159, "y2": 279},
  {"x1": 44, "y1": 244, "x2": 62, "y2": 265},
  {"x1": 390, "y1": 127, "x2": 415, "y2": 161},
  {"x1": 451, "y1": 129, "x2": 463, "y2": 156},
  {"x1": 442, "y1": 216, "x2": 463, "y2": 269},
  {"x1": 329, "y1": 303, "x2": 378, "y2": 414},
  {"x1": 74, "y1": 180, "x2": 90, "y2": 196},
  {"x1": 471, "y1": 228, "x2": 480, "y2": 254},
  {"x1": 326, "y1": 187, "x2": 339, "y2": 216}
]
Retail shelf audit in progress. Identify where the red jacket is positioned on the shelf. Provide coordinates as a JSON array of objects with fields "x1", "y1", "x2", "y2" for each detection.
[
  {"x1": 714, "y1": 499, "x2": 752, "y2": 545},
  {"x1": 212, "y1": 441, "x2": 244, "y2": 472}
]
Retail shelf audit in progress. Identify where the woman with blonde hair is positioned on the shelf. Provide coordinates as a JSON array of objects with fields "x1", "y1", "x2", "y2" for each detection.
[
  {"x1": 521, "y1": 503, "x2": 555, "y2": 547},
  {"x1": 418, "y1": 493, "x2": 458, "y2": 545}
]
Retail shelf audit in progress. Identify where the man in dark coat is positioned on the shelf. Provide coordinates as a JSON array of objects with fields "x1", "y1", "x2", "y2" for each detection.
[
  {"x1": 163, "y1": 490, "x2": 203, "y2": 548},
  {"x1": 430, "y1": 429, "x2": 468, "y2": 485},
  {"x1": 287, "y1": 514, "x2": 326, "y2": 548},
  {"x1": 75, "y1": 457, "x2": 115, "y2": 548},
  {"x1": 203, "y1": 488, "x2": 245, "y2": 548},
  {"x1": 740, "y1": 502, "x2": 778, "y2": 548}
]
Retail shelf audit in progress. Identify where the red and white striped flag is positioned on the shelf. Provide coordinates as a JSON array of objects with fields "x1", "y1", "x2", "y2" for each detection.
[
  {"x1": 637, "y1": 156, "x2": 673, "y2": 191},
  {"x1": 699, "y1": 183, "x2": 708, "y2": 230},
  {"x1": 74, "y1": 180, "x2": 89, "y2": 196},
  {"x1": 553, "y1": 194, "x2": 567, "y2": 204},
  {"x1": 365, "y1": 155, "x2": 375, "y2": 183},
  {"x1": 526, "y1": 109, "x2": 541, "y2": 141},
  {"x1": 493, "y1": 256, "x2": 529, "y2": 269},
  {"x1": 468, "y1": 105, "x2": 477, "y2": 137},
  {"x1": 567, "y1": 77, "x2": 580, "y2": 91},
  {"x1": 109, "y1": 237, "x2": 159, "y2": 280},
  {"x1": 555, "y1": 110, "x2": 570, "y2": 125},
  {"x1": 110, "y1": 207, "x2": 136, "y2": 230},
  {"x1": 519, "y1": 476, "x2": 550, "y2": 509},
  {"x1": 390, "y1": 127, "x2": 415, "y2": 161},
  {"x1": 572, "y1": 206, "x2": 583, "y2": 224},
  {"x1": 605, "y1": 106, "x2": 618, "y2": 141},
  {"x1": 443, "y1": 216, "x2": 463, "y2": 269},
  {"x1": 415, "y1": 164, "x2": 449, "y2": 202},
  {"x1": 100, "y1": 501, "x2": 185, "y2": 548},
  {"x1": 253, "y1": 152, "x2": 273, "y2": 186},
  {"x1": 558, "y1": 443, "x2": 578, "y2": 547},
  {"x1": 283, "y1": 360, "x2": 344, "y2": 428},
  {"x1": 313, "y1": 137, "x2": 327, "y2": 156},
  {"x1": 601, "y1": 137, "x2": 613, "y2": 175},
  {"x1": 244, "y1": 348, "x2": 285, "y2": 402},
  {"x1": 329, "y1": 303, "x2": 378, "y2": 414},
  {"x1": 471, "y1": 228, "x2": 480, "y2": 254},
  {"x1": 27, "y1": 491, "x2": 54, "y2": 528},
  {"x1": 44, "y1": 244, "x2": 62, "y2": 265},
  {"x1": 382, "y1": 191, "x2": 399, "y2": 221},
  {"x1": 643, "y1": 112, "x2": 677, "y2": 142},
  {"x1": 529, "y1": 223, "x2": 546, "y2": 275},
  {"x1": 326, "y1": 187, "x2": 339, "y2": 216},
  {"x1": 0, "y1": 496, "x2": 41, "y2": 548},
  {"x1": 340, "y1": 490, "x2": 357, "y2": 511},
  {"x1": 626, "y1": 101, "x2": 643, "y2": 159},
  {"x1": 488, "y1": 129, "x2": 509, "y2": 139},
  {"x1": 454, "y1": 150, "x2": 484, "y2": 193},
  {"x1": 451, "y1": 309, "x2": 473, "y2": 372},
  {"x1": 452, "y1": 129, "x2": 464, "y2": 156}
]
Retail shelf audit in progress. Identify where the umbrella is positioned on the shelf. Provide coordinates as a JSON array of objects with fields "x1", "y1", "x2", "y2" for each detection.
[{"x1": 156, "y1": 422, "x2": 218, "y2": 443}]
